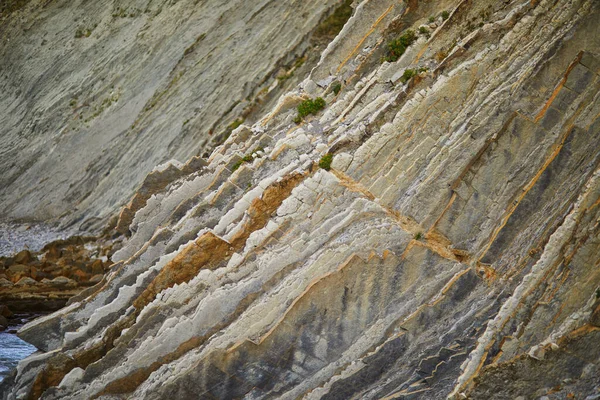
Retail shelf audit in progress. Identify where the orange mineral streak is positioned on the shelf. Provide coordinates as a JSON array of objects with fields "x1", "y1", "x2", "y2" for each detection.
[
  {"x1": 534, "y1": 52, "x2": 583, "y2": 123},
  {"x1": 337, "y1": 4, "x2": 395, "y2": 73},
  {"x1": 478, "y1": 124, "x2": 575, "y2": 262},
  {"x1": 332, "y1": 169, "x2": 470, "y2": 263},
  {"x1": 28, "y1": 173, "x2": 308, "y2": 399},
  {"x1": 133, "y1": 231, "x2": 231, "y2": 310}
]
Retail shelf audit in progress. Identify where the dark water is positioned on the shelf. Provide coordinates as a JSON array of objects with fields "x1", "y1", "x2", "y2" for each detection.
[{"x1": 0, "y1": 314, "x2": 40, "y2": 383}]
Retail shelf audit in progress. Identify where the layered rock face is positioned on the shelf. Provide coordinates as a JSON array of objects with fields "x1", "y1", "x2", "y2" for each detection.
[
  {"x1": 0, "y1": 0, "x2": 342, "y2": 231},
  {"x1": 2, "y1": 0, "x2": 600, "y2": 399}
]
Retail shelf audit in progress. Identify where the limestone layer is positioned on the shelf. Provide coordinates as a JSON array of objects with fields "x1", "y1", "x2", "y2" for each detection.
[
  {"x1": 0, "y1": 0, "x2": 342, "y2": 231},
  {"x1": 2, "y1": 0, "x2": 600, "y2": 399}
]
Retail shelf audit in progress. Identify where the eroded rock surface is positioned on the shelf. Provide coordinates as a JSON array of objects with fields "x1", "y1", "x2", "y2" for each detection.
[
  {"x1": 2, "y1": 0, "x2": 600, "y2": 399},
  {"x1": 0, "y1": 0, "x2": 345, "y2": 231}
]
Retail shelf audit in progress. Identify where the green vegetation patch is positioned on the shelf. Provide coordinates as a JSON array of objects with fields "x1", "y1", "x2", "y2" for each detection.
[
  {"x1": 319, "y1": 154, "x2": 333, "y2": 171},
  {"x1": 313, "y1": 0, "x2": 353, "y2": 39},
  {"x1": 331, "y1": 81, "x2": 342, "y2": 95},
  {"x1": 222, "y1": 118, "x2": 245, "y2": 141},
  {"x1": 295, "y1": 97, "x2": 326, "y2": 123},
  {"x1": 0, "y1": 0, "x2": 30, "y2": 15},
  {"x1": 75, "y1": 27, "x2": 94, "y2": 38},
  {"x1": 385, "y1": 30, "x2": 417, "y2": 62},
  {"x1": 399, "y1": 69, "x2": 416, "y2": 84},
  {"x1": 231, "y1": 154, "x2": 254, "y2": 172}
]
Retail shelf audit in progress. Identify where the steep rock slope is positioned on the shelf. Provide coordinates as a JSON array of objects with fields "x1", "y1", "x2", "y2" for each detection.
[
  {"x1": 2, "y1": 0, "x2": 600, "y2": 399},
  {"x1": 0, "y1": 0, "x2": 343, "y2": 231}
]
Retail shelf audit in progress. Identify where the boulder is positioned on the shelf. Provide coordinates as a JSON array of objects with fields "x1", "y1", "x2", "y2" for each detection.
[
  {"x1": 90, "y1": 259, "x2": 104, "y2": 275},
  {"x1": 70, "y1": 269, "x2": 90, "y2": 282},
  {"x1": 15, "y1": 277, "x2": 38, "y2": 287},
  {"x1": 8, "y1": 264, "x2": 30, "y2": 275},
  {"x1": 0, "y1": 278, "x2": 13, "y2": 287},
  {"x1": 0, "y1": 315, "x2": 8, "y2": 329},
  {"x1": 13, "y1": 249, "x2": 33, "y2": 264},
  {"x1": 44, "y1": 244, "x2": 62, "y2": 260},
  {"x1": 50, "y1": 276, "x2": 77, "y2": 289},
  {"x1": 59, "y1": 367, "x2": 85, "y2": 388},
  {"x1": 0, "y1": 305, "x2": 13, "y2": 318},
  {"x1": 89, "y1": 274, "x2": 104, "y2": 284}
]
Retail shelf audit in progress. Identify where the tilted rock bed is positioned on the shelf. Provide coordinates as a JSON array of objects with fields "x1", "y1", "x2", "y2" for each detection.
[{"x1": 1, "y1": 0, "x2": 600, "y2": 399}]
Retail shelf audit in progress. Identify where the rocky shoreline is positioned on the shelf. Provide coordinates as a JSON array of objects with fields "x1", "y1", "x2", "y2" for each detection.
[{"x1": 0, "y1": 237, "x2": 115, "y2": 324}]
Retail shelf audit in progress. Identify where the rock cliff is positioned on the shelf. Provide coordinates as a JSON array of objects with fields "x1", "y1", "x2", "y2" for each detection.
[
  {"x1": 0, "y1": 0, "x2": 345, "y2": 231},
  {"x1": 2, "y1": 0, "x2": 600, "y2": 399}
]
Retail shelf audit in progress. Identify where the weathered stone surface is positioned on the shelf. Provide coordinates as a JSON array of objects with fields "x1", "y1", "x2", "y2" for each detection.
[
  {"x1": 2, "y1": 0, "x2": 600, "y2": 400},
  {"x1": 13, "y1": 250, "x2": 32, "y2": 264},
  {"x1": 0, "y1": 0, "x2": 347, "y2": 232}
]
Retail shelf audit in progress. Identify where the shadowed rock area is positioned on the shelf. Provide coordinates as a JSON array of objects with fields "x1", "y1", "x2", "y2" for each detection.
[{"x1": 1, "y1": 0, "x2": 600, "y2": 399}]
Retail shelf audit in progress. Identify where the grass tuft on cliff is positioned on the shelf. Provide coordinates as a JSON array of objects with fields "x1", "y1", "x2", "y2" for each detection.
[
  {"x1": 0, "y1": 0, "x2": 30, "y2": 15},
  {"x1": 385, "y1": 30, "x2": 417, "y2": 62},
  {"x1": 231, "y1": 154, "x2": 254, "y2": 172},
  {"x1": 295, "y1": 97, "x2": 326, "y2": 123},
  {"x1": 319, "y1": 154, "x2": 333, "y2": 171},
  {"x1": 313, "y1": 0, "x2": 353, "y2": 40}
]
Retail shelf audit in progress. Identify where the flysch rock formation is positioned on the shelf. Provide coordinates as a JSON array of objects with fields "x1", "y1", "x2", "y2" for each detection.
[
  {"x1": 0, "y1": 0, "x2": 345, "y2": 232},
  {"x1": 2, "y1": 0, "x2": 600, "y2": 399}
]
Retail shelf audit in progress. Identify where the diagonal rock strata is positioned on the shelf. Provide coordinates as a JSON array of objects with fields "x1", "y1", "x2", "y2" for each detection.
[{"x1": 1, "y1": 0, "x2": 600, "y2": 399}]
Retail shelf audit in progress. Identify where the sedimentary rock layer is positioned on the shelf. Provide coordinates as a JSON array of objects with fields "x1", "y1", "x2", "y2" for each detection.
[
  {"x1": 2, "y1": 0, "x2": 600, "y2": 399},
  {"x1": 0, "y1": 0, "x2": 343, "y2": 231}
]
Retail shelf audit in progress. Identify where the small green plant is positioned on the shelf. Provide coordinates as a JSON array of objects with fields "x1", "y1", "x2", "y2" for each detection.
[
  {"x1": 428, "y1": 16, "x2": 435, "y2": 23},
  {"x1": 399, "y1": 69, "x2": 416, "y2": 84},
  {"x1": 277, "y1": 71, "x2": 294, "y2": 82},
  {"x1": 385, "y1": 30, "x2": 417, "y2": 62},
  {"x1": 293, "y1": 56, "x2": 306, "y2": 69},
  {"x1": 419, "y1": 26, "x2": 429, "y2": 35},
  {"x1": 441, "y1": 10, "x2": 450, "y2": 20},
  {"x1": 296, "y1": 97, "x2": 326, "y2": 122},
  {"x1": 221, "y1": 118, "x2": 244, "y2": 140},
  {"x1": 231, "y1": 154, "x2": 254, "y2": 172},
  {"x1": 331, "y1": 81, "x2": 342, "y2": 95},
  {"x1": 313, "y1": 0, "x2": 353, "y2": 39},
  {"x1": 75, "y1": 27, "x2": 93, "y2": 38},
  {"x1": 229, "y1": 118, "x2": 243, "y2": 131},
  {"x1": 414, "y1": 232, "x2": 423, "y2": 240},
  {"x1": 319, "y1": 154, "x2": 333, "y2": 171}
]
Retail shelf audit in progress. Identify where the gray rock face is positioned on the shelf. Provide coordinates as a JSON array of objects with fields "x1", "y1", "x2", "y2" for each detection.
[
  {"x1": 0, "y1": 0, "x2": 342, "y2": 231},
  {"x1": 2, "y1": 0, "x2": 600, "y2": 399}
]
